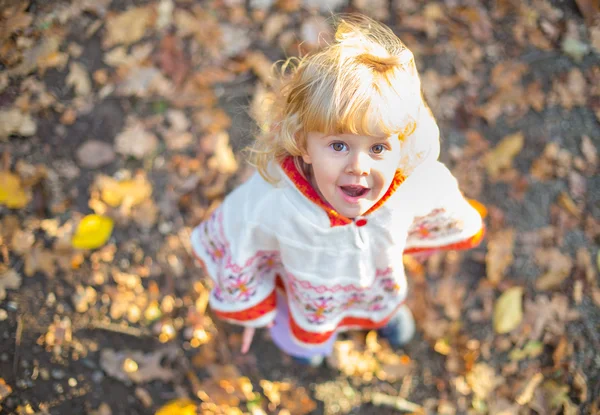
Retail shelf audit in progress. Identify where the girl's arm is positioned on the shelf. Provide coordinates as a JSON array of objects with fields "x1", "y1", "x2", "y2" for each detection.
[{"x1": 403, "y1": 161, "x2": 485, "y2": 256}]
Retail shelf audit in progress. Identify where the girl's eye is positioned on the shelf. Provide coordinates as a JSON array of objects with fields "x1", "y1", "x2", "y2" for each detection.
[
  {"x1": 371, "y1": 144, "x2": 386, "y2": 154},
  {"x1": 331, "y1": 142, "x2": 347, "y2": 152}
]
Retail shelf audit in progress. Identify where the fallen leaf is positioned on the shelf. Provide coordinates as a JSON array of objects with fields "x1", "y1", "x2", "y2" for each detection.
[
  {"x1": 97, "y1": 174, "x2": 153, "y2": 208},
  {"x1": 103, "y1": 6, "x2": 156, "y2": 48},
  {"x1": 493, "y1": 286, "x2": 524, "y2": 334},
  {"x1": 100, "y1": 348, "x2": 177, "y2": 384},
  {"x1": 485, "y1": 228, "x2": 515, "y2": 284},
  {"x1": 115, "y1": 121, "x2": 159, "y2": 159},
  {"x1": 157, "y1": 33, "x2": 189, "y2": 87},
  {"x1": 581, "y1": 135, "x2": 598, "y2": 173},
  {"x1": 516, "y1": 373, "x2": 544, "y2": 405},
  {"x1": 534, "y1": 248, "x2": 573, "y2": 290},
  {"x1": 66, "y1": 62, "x2": 92, "y2": 96},
  {"x1": 71, "y1": 214, "x2": 114, "y2": 250},
  {"x1": 370, "y1": 393, "x2": 422, "y2": 412},
  {"x1": 24, "y1": 244, "x2": 57, "y2": 277},
  {"x1": 0, "y1": 108, "x2": 37, "y2": 140},
  {"x1": 7, "y1": 36, "x2": 68, "y2": 77},
  {"x1": 0, "y1": 267, "x2": 21, "y2": 300},
  {"x1": 561, "y1": 37, "x2": 591, "y2": 62},
  {"x1": 466, "y1": 363, "x2": 501, "y2": 399},
  {"x1": 0, "y1": 171, "x2": 30, "y2": 208},
  {"x1": 509, "y1": 340, "x2": 544, "y2": 362},
  {"x1": 206, "y1": 132, "x2": 238, "y2": 175},
  {"x1": 0, "y1": 377, "x2": 12, "y2": 403},
  {"x1": 484, "y1": 132, "x2": 524, "y2": 180},
  {"x1": 76, "y1": 140, "x2": 116, "y2": 169},
  {"x1": 155, "y1": 399, "x2": 197, "y2": 415},
  {"x1": 156, "y1": 0, "x2": 174, "y2": 30}
]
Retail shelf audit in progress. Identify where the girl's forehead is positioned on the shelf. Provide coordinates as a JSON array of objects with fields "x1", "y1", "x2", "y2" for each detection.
[{"x1": 310, "y1": 131, "x2": 393, "y2": 140}]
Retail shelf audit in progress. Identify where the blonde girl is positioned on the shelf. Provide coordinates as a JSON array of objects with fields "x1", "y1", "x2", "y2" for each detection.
[{"x1": 191, "y1": 15, "x2": 485, "y2": 365}]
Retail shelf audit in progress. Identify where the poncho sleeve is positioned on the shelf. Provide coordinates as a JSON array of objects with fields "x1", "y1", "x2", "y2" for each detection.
[
  {"x1": 404, "y1": 161, "x2": 485, "y2": 255},
  {"x1": 190, "y1": 172, "x2": 281, "y2": 328}
]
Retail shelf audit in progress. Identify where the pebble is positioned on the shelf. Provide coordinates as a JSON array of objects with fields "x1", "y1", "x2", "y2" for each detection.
[
  {"x1": 54, "y1": 383, "x2": 64, "y2": 394},
  {"x1": 51, "y1": 369, "x2": 66, "y2": 380},
  {"x1": 16, "y1": 379, "x2": 29, "y2": 389},
  {"x1": 68, "y1": 378, "x2": 77, "y2": 387},
  {"x1": 92, "y1": 370, "x2": 104, "y2": 383},
  {"x1": 6, "y1": 301, "x2": 17, "y2": 312},
  {"x1": 0, "y1": 353, "x2": 9, "y2": 362},
  {"x1": 0, "y1": 309, "x2": 7, "y2": 321},
  {"x1": 40, "y1": 368, "x2": 50, "y2": 381}
]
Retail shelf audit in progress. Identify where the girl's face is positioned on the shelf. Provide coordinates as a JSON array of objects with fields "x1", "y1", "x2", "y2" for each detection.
[{"x1": 302, "y1": 132, "x2": 403, "y2": 218}]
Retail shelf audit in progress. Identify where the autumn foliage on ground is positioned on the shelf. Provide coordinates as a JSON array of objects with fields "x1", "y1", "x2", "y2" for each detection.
[{"x1": 0, "y1": 0, "x2": 599, "y2": 414}]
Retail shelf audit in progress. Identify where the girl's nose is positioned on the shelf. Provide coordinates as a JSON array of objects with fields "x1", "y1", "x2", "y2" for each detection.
[{"x1": 346, "y1": 151, "x2": 370, "y2": 176}]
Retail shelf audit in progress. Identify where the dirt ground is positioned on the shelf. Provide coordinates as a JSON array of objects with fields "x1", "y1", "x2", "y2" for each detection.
[{"x1": 1, "y1": 0, "x2": 599, "y2": 414}]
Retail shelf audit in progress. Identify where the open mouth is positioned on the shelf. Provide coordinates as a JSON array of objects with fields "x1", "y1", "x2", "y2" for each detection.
[{"x1": 340, "y1": 185, "x2": 370, "y2": 198}]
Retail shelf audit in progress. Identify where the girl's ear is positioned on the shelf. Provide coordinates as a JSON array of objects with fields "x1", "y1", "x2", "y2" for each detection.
[{"x1": 301, "y1": 152, "x2": 312, "y2": 165}]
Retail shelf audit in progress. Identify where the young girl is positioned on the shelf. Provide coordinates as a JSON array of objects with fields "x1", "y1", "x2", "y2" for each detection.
[{"x1": 191, "y1": 15, "x2": 485, "y2": 365}]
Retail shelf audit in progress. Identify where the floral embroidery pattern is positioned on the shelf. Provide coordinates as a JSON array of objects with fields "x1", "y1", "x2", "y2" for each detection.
[
  {"x1": 408, "y1": 208, "x2": 463, "y2": 241},
  {"x1": 198, "y1": 209, "x2": 281, "y2": 303},
  {"x1": 197, "y1": 209, "x2": 405, "y2": 324},
  {"x1": 287, "y1": 267, "x2": 403, "y2": 325}
]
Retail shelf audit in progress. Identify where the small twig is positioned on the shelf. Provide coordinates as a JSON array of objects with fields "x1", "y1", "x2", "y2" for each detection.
[
  {"x1": 82, "y1": 322, "x2": 151, "y2": 338},
  {"x1": 370, "y1": 392, "x2": 423, "y2": 413},
  {"x1": 14, "y1": 315, "x2": 23, "y2": 376}
]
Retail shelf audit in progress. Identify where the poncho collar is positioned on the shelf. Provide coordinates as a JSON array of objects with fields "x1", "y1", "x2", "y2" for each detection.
[{"x1": 281, "y1": 156, "x2": 406, "y2": 227}]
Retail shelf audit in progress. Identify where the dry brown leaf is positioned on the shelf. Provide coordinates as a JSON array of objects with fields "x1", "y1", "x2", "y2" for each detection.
[
  {"x1": 534, "y1": 248, "x2": 573, "y2": 290},
  {"x1": 493, "y1": 286, "x2": 524, "y2": 334},
  {"x1": 262, "y1": 13, "x2": 290, "y2": 43},
  {"x1": 516, "y1": 373, "x2": 544, "y2": 405},
  {"x1": 246, "y1": 51, "x2": 274, "y2": 87},
  {"x1": 7, "y1": 36, "x2": 68, "y2": 77},
  {"x1": 485, "y1": 228, "x2": 515, "y2": 284},
  {"x1": 0, "y1": 108, "x2": 37, "y2": 139},
  {"x1": 157, "y1": 33, "x2": 189, "y2": 87},
  {"x1": 115, "y1": 121, "x2": 159, "y2": 159},
  {"x1": 549, "y1": 69, "x2": 587, "y2": 110},
  {"x1": 103, "y1": 6, "x2": 156, "y2": 48},
  {"x1": 466, "y1": 363, "x2": 502, "y2": 399},
  {"x1": 0, "y1": 377, "x2": 12, "y2": 404},
  {"x1": 100, "y1": 348, "x2": 177, "y2": 383},
  {"x1": 0, "y1": 267, "x2": 21, "y2": 300},
  {"x1": 261, "y1": 380, "x2": 317, "y2": 415},
  {"x1": 484, "y1": 132, "x2": 524, "y2": 180},
  {"x1": 66, "y1": 62, "x2": 92, "y2": 96},
  {"x1": 581, "y1": 135, "x2": 598, "y2": 173},
  {"x1": 206, "y1": 132, "x2": 238, "y2": 175},
  {"x1": 526, "y1": 81, "x2": 546, "y2": 112},
  {"x1": 24, "y1": 244, "x2": 56, "y2": 277},
  {"x1": 10, "y1": 228, "x2": 34, "y2": 255}
]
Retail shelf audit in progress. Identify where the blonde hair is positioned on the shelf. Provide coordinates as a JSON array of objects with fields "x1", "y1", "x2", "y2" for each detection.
[{"x1": 251, "y1": 14, "x2": 438, "y2": 182}]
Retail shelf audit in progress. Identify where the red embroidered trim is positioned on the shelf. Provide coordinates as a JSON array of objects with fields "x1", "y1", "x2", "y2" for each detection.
[
  {"x1": 212, "y1": 290, "x2": 277, "y2": 322},
  {"x1": 289, "y1": 301, "x2": 404, "y2": 344},
  {"x1": 404, "y1": 225, "x2": 486, "y2": 254},
  {"x1": 281, "y1": 157, "x2": 405, "y2": 227}
]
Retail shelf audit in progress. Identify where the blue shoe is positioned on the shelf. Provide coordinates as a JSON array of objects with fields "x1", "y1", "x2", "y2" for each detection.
[
  {"x1": 378, "y1": 305, "x2": 416, "y2": 347},
  {"x1": 291, "y1": 355, "x2": 325, "y2": 367}
]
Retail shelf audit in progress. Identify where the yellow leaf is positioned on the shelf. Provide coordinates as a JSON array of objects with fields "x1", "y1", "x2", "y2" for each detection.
[
  {"x1": 155, "y1": 399, "x2": 197, "y2": 415},
  {"x1": 71, "y1": 215, "x2": 114, "y2": 250},
  {"x1": 493, "y1": 287, "x2": 524, "y2": 334},
  {"x1": 0, "y1": 172, "x2": 30, "y2": 209},
  {"x1": 99, "y1": 176, "x2": 153, "y2": 208}
]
